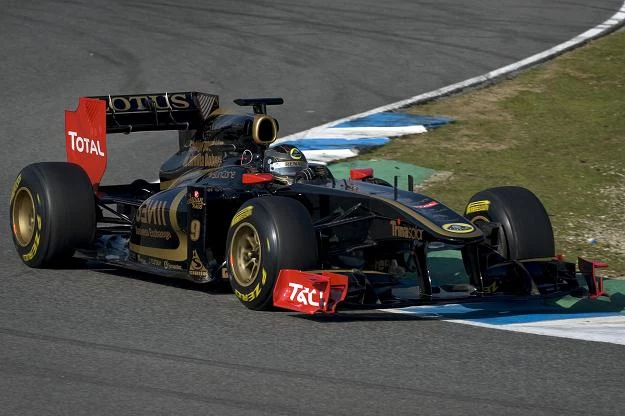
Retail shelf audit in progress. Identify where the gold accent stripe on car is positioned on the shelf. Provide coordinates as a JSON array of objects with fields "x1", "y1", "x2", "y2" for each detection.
[
  {"x1": 130, "y1": 190, "x2": 188, "y2": 261},
  {"x1": 368, "y1": 194, "x2": 483, "y2": 239}
]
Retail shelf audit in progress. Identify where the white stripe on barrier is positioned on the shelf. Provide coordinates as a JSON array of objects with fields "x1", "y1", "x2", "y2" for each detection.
[{"x1": 276, "y1": 125, "x2": 427, "y2": 141}]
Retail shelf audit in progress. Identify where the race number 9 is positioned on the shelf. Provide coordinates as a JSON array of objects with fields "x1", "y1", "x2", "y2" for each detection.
[{"x1": 190, "y1": 219, "x2": 201, "y2": 242}]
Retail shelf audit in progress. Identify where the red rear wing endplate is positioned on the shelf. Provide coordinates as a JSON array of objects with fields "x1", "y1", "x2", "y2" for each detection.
[{"x1": 65, "y1": 97, "x2": 107, "y2": 187}]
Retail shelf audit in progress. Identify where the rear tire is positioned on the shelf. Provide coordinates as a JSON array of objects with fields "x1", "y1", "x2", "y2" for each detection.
[
  {"x1": 465, "y1": 186, "x2": 554, "y2": 260},
  {"x1": 9, "y1": 162, "x2": 96, "y2": 267},
  {"x1": 226, "y1": 196, "x2": 317, "y2": 310}
]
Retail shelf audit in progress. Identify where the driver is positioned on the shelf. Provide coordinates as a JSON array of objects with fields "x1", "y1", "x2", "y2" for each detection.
[{"x1": 262, "y1": 144, "x2": 331, "y2": 185}]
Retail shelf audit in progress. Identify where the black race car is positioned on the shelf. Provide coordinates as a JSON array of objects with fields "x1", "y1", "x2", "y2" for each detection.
[{"x1": 9, "y1": 92, "x2": 608, "y2": 314}]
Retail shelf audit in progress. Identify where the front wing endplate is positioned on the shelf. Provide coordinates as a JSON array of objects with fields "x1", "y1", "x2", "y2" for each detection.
[{"x1": 273, "y1": 270, "x2": 349, "y2": 314}]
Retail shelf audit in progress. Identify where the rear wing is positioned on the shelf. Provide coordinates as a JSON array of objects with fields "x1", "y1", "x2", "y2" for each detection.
[
  {"x1": 65, "y1": 92, "x2": 219, "y2": 187},
  {"x1": 93, "y1": 92, "x2": 219, "y2": 133}
]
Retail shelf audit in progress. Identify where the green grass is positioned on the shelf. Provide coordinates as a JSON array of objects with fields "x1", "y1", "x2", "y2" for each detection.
[{"x1": 362, "y1": 31, "x2": 625, "y2": 276}]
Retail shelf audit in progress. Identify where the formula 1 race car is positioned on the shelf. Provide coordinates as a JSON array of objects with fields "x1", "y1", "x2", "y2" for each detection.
[{"x1": 9, "y1": 92, "x2": 608, "y2": 314}]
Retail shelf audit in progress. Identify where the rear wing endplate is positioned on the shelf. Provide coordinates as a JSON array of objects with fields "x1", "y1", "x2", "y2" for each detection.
[{"x1": 65, "y1": 91, "x2": 219, "y2": 187}]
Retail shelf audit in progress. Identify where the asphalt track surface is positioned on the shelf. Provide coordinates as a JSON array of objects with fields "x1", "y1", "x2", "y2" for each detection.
[{"x1": 1, "y1": 1, "x2": 624, "y2": 415}]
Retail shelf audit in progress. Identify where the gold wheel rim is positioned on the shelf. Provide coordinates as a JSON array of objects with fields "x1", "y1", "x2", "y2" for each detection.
[
  {"x1": 230, "y1": 223, "x2": 261, "y2": 287},
  {"x1": 12, "y1": 187, "x2": 36, "y2": 247}
]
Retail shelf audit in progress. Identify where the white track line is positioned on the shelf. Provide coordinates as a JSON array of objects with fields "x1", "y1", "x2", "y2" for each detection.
[
  {"x1": 283, "y1": 1, "x2": 625, "y2": 141},
  {"x1": 449, "y1": 315, "x2": 625, "y2": 346}
]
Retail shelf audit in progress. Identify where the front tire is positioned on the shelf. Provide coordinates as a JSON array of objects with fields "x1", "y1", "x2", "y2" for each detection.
[
  {"x1": 226, "y1": 196, "x2": 317, "y2": 310},
  {"x1": 464, "y1": 186, "x2": 554, "y2": 260},
  {"x1": 9, "y1": 162, "x2": 96, "y2": 267}
]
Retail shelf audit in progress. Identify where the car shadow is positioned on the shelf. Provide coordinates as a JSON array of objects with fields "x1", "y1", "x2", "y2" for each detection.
[
  {"x1": 290, "y1": 311, "x2": 429, "y2": 322},
  {"x1": 46, "y1": 259, "x2": 625, "y2": 319},
  {"x1": 58, "y1": 258, "x2": 232, "y2": 295}
]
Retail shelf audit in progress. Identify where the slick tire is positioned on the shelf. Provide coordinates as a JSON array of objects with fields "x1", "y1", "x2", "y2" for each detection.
[
  {"x1": 9, "y1": 162, "x2": 96, "y2": 268},
  {"x1": 465, "y1": 186, "x2": 554, "y2": 260},
  {"x1": 227, "y1": 196, "x2": 317, "y2": 311}
]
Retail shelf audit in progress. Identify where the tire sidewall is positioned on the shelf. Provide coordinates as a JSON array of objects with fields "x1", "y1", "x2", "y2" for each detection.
[
  {"x1": 9, "y1": 163, "x2": 96, "y2": 268},
  {"x1": 10, "y1": 167, "x2": 53, "y2": 267},
  {"x1": 465, "y1": 186, "x2": 554, "y2": 260},
  {"x1": 226, "y1": 196, "x2": 317, "y2": 310},
  {"x1": 227, "y1": 202, "x2": 280, "y2": 309}
]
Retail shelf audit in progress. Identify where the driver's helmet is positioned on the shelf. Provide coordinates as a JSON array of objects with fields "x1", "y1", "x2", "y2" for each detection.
[{"x1": 262, "y1": 144, "x2": 308, "y2": 182}]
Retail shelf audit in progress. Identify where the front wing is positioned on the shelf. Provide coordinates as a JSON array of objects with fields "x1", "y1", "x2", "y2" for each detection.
[{"x1": 271, "y1": 258, "x2": 609, "y2": 314}]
